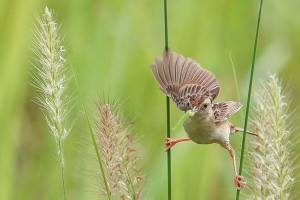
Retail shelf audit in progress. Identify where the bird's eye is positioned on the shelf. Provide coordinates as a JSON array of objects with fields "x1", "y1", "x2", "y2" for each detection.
[{"x1": 203, "y1": 104, "x2": 207, "y2": 109}]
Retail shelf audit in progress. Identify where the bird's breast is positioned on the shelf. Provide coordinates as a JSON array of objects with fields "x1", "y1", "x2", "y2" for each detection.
[{"x1": 183, "y1": 116, "x2": 229, "y2": 144}]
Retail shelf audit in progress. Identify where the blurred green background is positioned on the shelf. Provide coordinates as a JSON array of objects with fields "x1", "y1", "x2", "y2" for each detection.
[{"x1": 0, "y1": 0, "x2": 299, "y2": 199}]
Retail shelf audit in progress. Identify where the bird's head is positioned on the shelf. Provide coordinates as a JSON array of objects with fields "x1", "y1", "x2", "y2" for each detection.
[{"x1": 190, "y1": 97, "x2": 212, "y2": 113}]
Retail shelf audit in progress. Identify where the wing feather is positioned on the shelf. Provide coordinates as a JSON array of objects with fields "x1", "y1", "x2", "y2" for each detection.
[
  {"x1": 150, "y1": 49, "x2": 220, "y2": 111},
  {"x1": 212, "y1": 101, "x2": 242, "y2": 122}
]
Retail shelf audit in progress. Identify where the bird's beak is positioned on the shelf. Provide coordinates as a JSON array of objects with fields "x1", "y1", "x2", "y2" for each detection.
[{"x1": 192, "y1": 107, "x2": 198, "y2": 113}]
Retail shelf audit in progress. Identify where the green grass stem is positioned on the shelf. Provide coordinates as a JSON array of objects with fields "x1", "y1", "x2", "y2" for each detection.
[
  {"x1": 70, "y1": 65, "x2": 111, "y2": 199},
  {"x1": 229, "y1": 53, "x2": 242, "y2": 103},
  {"x1": 229, "y1": 53, "x2": 243, "y2": 119},
  {"x1": 60, "y1": 165, "x2": 66, "y2": 200},
  {"x1": 81, "y1": 101, "x2": 112, "y2": 200},
  {"x1": 164, "y1": 0, "x2": 169, "y2": 48},
  {"x1": 166, "y1": 97, "x2": 171, "y2": 200},
  {"x1": 163, "y1": 0, "x2": 171, "y2": 199},
  {"x1": 236, "y1": 0, "x2": 264, "y2": 199}
]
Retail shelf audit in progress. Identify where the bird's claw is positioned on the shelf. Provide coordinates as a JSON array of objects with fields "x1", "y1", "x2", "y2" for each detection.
[
  {"x1": 234, "y1": 175, "x2": 246, "y2": 190},
  {"x1": 165, "y1": 138, "x2": 176, "y2": 152},
  {"x1": 251, "y1": 123, "x2": 260, "y2": 137}
]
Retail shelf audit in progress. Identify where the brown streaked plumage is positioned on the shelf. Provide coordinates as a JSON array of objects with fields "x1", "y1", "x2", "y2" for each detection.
[
  {"x1": 150, "y1": 50, "x2": 219, "y2": 111},
  {"x1": 212, "y1": 101, "x2": 242, "y2": 122},
  {"x1": 150, "y1": 49, "x2": 256, "y2": 190}
]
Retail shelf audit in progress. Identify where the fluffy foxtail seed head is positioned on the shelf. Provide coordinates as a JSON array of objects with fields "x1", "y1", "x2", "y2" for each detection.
[
  {"x1": 247, "y1": 74, "x2": 297, "y2": 199},
  {"x1": 95, "y1": 102, "x2": 144, "y2": 199},
  {"x1": 31, "y1": 7, "x2": 73, "y2": 168}
]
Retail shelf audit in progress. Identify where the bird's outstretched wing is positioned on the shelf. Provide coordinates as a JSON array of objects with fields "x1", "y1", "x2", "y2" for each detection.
[
  {"x1": 150, "y1": 49, "x2": 219, "y2": 111},
  {"x1": 212, "y1": 101, "x2": 242, "y2": 122}
]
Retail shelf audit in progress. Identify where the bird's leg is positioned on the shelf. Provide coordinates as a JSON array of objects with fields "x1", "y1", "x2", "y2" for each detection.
[
  {"x1": 222, "y1": 141, "x2": 246, "y2": 190},
  {"x1": 231, "y1": 125, "x2": 258, "y2": 136},
  {"x1": 165, "y1": 138, "x2": 191, "y2": 152}
]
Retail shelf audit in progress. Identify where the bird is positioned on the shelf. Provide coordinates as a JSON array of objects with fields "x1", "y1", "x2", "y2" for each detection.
[{"x1": 150, "y1": 48, "x2": 256, "y2": 190}]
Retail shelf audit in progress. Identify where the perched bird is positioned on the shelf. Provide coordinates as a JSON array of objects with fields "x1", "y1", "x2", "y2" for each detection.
[{"x1": 150, "y1": 48, "x2": 256, "y2": 190}]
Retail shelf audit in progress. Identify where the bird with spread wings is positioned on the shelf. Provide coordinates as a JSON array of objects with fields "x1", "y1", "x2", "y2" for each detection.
[{"x1": 150, "y1": 49, "x2": 256, "y2": 190}]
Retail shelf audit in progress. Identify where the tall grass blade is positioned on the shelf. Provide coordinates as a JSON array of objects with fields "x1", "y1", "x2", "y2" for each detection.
[
  {"x1": 82, "y1": 102, "x2": 112, "y2": 199},
  {"x1": 69, "y1": 63, "x2": 111, "y2": 199},
  {"x1": 163, "y1": 0, "x2": 171, "y2": 199},
  {"x1": 236, "y1": 0, "x2": 264, "y2": 199}
]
